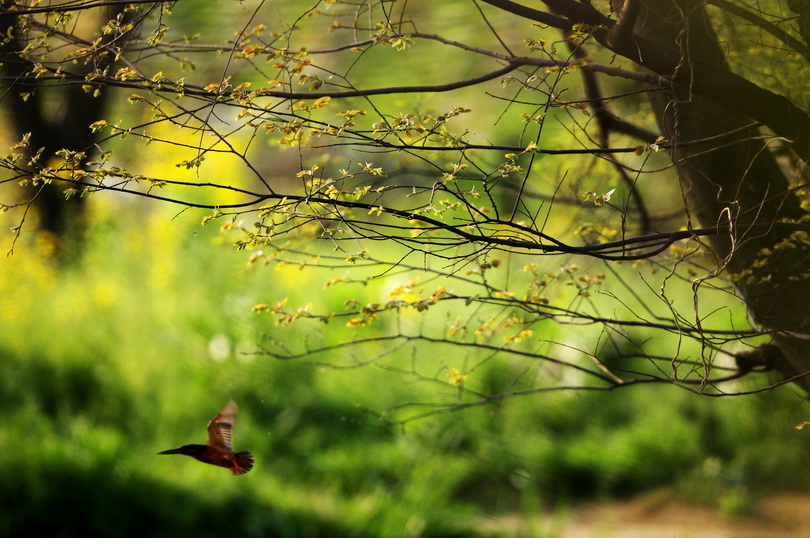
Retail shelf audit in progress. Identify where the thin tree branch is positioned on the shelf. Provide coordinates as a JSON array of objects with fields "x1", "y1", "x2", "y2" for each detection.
[
  {"x1": 708, "y1": 0, "x2": 810, "y2": 62},
  {"x1": 478, "y1": 0, "x2": 571, "y2": 29}
]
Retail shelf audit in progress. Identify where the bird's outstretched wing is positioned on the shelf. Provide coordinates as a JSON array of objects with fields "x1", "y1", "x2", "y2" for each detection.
[{"x1": 207, "y1": 400, "x2": 238, "y2": 451}]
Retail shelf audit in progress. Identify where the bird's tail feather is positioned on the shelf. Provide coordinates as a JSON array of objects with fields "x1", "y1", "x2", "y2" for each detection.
[{"x1": 231, "y1": 451, "x2": 254, "y2": 475}]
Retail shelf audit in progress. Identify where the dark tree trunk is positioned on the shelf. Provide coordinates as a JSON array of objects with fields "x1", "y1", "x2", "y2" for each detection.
[
  {"x1": 637, "y1": 0, "x2": 810, "y2": 390},
  {"x1": 0, "y1": 2, "x2": 133, "y2": 258}
]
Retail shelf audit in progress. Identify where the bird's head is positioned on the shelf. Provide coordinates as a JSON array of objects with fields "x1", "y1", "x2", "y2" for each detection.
[{"x1": 157, "y1": 444, "x2": 208, "y2": 457}]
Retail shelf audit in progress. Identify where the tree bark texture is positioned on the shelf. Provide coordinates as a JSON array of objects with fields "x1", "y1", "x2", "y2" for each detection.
[{"x1": 636, "y1": 0, "x2": 810, "y2": 390}]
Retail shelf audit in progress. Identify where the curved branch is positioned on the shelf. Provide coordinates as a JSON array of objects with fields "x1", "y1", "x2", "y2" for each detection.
[
  {"x1": 606, "y1": 0, "x2": 641, "y2": 49},
  {"x1": 0, "y1": 0, "x2": 164, "y2": 17},
  {"x1": 478, "y1": 0, "x2": 571, "y2": 28},
  {"x1": 707, "y1": 0, "x2": 810, "y2": 62},
  {"x1": 478, "y1": 0, "x2": 810, "y2": 153},
  {"x1": 29, "y1": 166, "x2": 810, "y2": 263}
]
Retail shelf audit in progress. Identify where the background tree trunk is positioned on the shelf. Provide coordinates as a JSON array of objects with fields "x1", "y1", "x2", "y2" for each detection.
[{"x1": 0, "y1": 2, "x2": 131, "y2": 258}]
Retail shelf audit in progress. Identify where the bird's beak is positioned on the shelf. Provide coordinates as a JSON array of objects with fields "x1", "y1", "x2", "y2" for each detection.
[{"x1": 157, "y1": 448, "x2": 184, "y2": 455}]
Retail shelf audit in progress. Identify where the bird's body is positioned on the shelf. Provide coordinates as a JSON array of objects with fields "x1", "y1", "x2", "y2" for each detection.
[{"x1": 158, "y1": 400, "x2": 254, "y2": 475}]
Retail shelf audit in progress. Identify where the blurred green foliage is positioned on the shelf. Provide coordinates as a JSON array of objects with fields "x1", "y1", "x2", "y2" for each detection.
[{"x1": 1, "y1": 200, "x2": 809, "y2": 537}]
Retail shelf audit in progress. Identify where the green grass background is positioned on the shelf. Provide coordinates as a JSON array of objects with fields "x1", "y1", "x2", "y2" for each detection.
[{"x1": 1, "y1": 197, "x2": 808, "y2": 538}]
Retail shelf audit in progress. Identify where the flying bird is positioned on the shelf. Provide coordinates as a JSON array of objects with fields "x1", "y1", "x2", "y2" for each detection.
[{"x1": 157, "y1": 400, "x2": 254, "y2": 475}]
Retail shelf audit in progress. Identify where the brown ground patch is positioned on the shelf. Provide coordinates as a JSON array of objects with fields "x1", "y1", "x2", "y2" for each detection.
[{"x1": 479, "y1": 490, "x2": 810, "y2": 537}]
